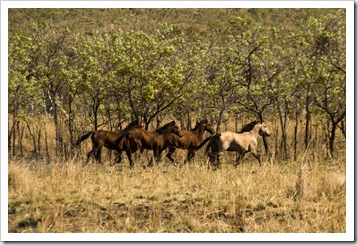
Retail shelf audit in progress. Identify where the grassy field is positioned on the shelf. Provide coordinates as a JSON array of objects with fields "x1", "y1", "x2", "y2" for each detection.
[{"x1": 8, "y1": 151, "x2": 346, "y2": 233}]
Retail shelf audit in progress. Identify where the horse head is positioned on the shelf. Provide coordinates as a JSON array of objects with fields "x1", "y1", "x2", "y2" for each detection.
[
  {"x1": 258, "y1": 122, "x2": 271, "y2": 137},
  {"x1": 204, "y1": 120, "x2": 215, "y2": 134},
  {"x1": 158, "y1": 121, "x2": 183, "y2": 138},
  {"x1": 171, "y1": 122, "x2": 184, "y2": 138}
]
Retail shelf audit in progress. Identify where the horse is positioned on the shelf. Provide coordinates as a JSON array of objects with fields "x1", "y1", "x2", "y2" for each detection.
[
  {"x1": 162, "y1": 119, "x2": 215, "y2": 165},
  {"x1": 117, "y1": 120, "x2": 183, "y2": 168},
  {"x1": 196, "y1": 120, "x2": 271, "y2": 169},
  {"x1": 75, "y1": 119, "x2": 139, "y2": 166}
]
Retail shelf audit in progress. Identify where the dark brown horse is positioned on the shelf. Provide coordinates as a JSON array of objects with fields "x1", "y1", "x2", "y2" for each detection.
[
  {"x1": 163, "y1": 119, "x2": 215, "y2": 165},
  {"x1": 76, "y1": 120, "x2": 139, "y2": 165},
  {"x1": 117, "y1": 121, "x2": 183, "y2": 168}
]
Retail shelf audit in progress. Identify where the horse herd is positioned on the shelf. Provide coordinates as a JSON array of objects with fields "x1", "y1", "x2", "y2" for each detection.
[{"x1": 76, "y1": 119, "x2": 271, "y2": 169}]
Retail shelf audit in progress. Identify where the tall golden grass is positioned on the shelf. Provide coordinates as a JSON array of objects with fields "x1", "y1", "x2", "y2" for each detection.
[{"x1": 8, "y1": 154, "x2": 345, "y2": 233}]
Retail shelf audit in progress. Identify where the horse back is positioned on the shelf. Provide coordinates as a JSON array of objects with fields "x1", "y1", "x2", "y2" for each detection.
[
  {"x1": 125, "y1": 128, "x2": 153, "y2": 150},
  {"x1": 165, "y1": 131, "x2": 198, "y2": 149},
  {"x1": 219, "y1": 131, "x2": 247, "y2": 152},
  {"x1": 94, "y1": 130, "x2": 122, "y2": 150}
]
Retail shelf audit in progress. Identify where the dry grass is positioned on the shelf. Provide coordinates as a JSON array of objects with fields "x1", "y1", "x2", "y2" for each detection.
[{"x1": 8, "y1": 152, "x2": 346, "y2": 233}]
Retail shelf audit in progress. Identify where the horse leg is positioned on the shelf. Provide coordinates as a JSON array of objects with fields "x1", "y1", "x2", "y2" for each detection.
[
  {"x1": 148, "y1": 156, "x2": 154, "y2": 167},
  {"x1": 84, "y1": 147, "x2": 100, "y2": 166},
  {"x1": 235, "y1": 152, "x2": 245, "y2": 167},
  {"x1": 235, "y1": 154, "x2": 241, "y2": 167},
  {"x1": 208, "y1": 152, "x2": 214, "y2": 165},
  {"x1": 96, "y1": 148, "x2": 102, "y2": 163},
  {"x1": 155, "y1": 151, "x2": 162, "y2": 165},
  {"x1": 208, "y1": 151, "x2": 218, "y2": 170},
  {"x1": 83, "y1": 150, "x2": 94, "y2": 166},
  {"x1": 150, "y1": 148, "x2": 162, "y2": 167},
  {"x1": 110, "y1": 150, "x2": 122, "y2": 166},
  {"x1": 185, "y1": 149, "x2": 195, "y2": 164},
  {"x1": 253, "y1": 153, "x2": 261, "y2": 166},
  {"x1": 215, "y1": 152, "x2": 221, "y2": 170},
  {"x1": 116, "y1": 152, "x2": 122, "y2": 163},
  {"x1": 251, "y1": 148, "x2": 261, "y2": 166},
  {"x1": 147, "y1": 150, "x2": 155, "y2": 167},
  {"x1": 166, "y1": 147, "x2": 178, "y2": 165},
  {"x1": 125, "y1": 151, "x2": 134, "y2": 169}
]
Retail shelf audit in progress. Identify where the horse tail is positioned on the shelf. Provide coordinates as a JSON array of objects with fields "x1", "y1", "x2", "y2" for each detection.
[
  {"x1": 195, "y1": 136, "x2": 214, "y2": 151},
  {"x1": 205, "y1": 133, "x2": 221, "y2": 155},
  {"x1": 196, "y1": 133, "x2": 221, "y2": 151},
  {"x1": 76, "y1": 131, "x2": 95, "y2": 147}
]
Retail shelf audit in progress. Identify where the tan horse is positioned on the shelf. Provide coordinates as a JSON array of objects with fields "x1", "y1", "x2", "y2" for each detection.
[
  {"x1": 163, "y1": 119, "x2": 215, "y2": 165},
  {"x1": 196, "y1": 120, "x2": 271, "y2": 168},
  {"x1": 117, "y1": 121, "x2": 183, "y2": 168}
]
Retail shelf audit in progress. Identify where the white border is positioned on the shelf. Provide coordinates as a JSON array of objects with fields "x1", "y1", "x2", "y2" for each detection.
[
  {"x1": 1, "y1": 1, "x2": 354, "y2": 242},
  {"x1": 0, "y1": 1, "x2": 355, "y2": 9}
]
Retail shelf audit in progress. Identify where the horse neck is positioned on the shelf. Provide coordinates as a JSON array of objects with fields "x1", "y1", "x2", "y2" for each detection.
[
  {"x1": 250, "y1": 125, "x2": 261, "y2": 138},
  {"x1": 192, "y1": 124, "x2": 206, "y2": 140},
  {"x1": 159, "y1": 127, "x2": 175, "y2": 140}
]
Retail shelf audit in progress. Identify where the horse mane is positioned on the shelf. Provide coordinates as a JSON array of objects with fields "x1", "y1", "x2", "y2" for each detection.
[
  {"x1": 191, "y1": 119, "x2": 208, "y2": 131},
  {"x1": 156, "y1": 121, "x2": 175, "y2": 133},
  {"x1": 238, "y1": 120, "x2": 261, "y2": 133},
  {"x1": 122, "y1": 119, "x2": 139, "y2": 131}
]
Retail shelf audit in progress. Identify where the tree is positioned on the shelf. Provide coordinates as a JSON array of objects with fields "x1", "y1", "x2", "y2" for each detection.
[
  {"x1": 8, "y1": 32, "x2": 42, "y2": 156},
  {"x1": 77, "y1": 32, "x2": 114, "y2": 131},
  {"x1": 111, "y1": 26, "x2": 193, "y2": 129},
  {"x1": 304, "y1": 11, "x2": 346, "y2": 157},
  {"x1": 203, "y1": 44, "x2": 240, "y2": 133}
]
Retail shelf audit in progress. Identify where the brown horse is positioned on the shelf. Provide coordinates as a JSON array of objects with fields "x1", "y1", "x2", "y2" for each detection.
[
  {"x1": 117, "y1": 121, "x2": 183, "y2": 168},
  {"x1": 76, "y1": 120, "x2": 139, "y2": 165},
  {"x1": 163, "y1": 119, "x2": 215, "y2": 165},
  {"x1": 196, "y1": 120, "x2": 271, "y2": 169}
]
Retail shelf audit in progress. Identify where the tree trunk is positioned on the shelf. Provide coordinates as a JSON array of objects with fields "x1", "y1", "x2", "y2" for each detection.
[
  {"x1": 180, "y1": 117, "x2": 185, "y2": 131},
  {"x1": 68, "y1": 95, "x2": 74, "y2": 154},
  {"x1": 276, "y1": 99, "x2": 288, "y2": 160},
  {"x1": 339, "y1": 120, "x2": 346, "y2": 138},
  {"x1": 94, "y1": 107, "x2": 98, "y2": 131},
  {"x1": 37, "y1": 125, "x2": 41, "y2": 155},
  {"x1": 144, "y1": 116, "x2": 150, "y2": 131},
  {"x1": 187, "y1": 111, "x2": 191, "y2": 130},
  {"x1": 53, "y1": 97, "x2": 63, "y2": 157},
  {"x1": 329, "y1": 121, "x2": 337, "y2": 158},
  {"x1": 305, "y1": 87, "x2": 311, "y2": 150},
  {"x1": 8, "y1": 118, "x2": 16, "y2": 158},
  {"x1": 25, "y1": 119, "x2": 38, "y2": 160},
  {"x1": 156, "y1": 115, "x2": 162, "y2": 130},
  {"x1": 293, "y1": 112, "x2": 299, "y2": 161},
  {"x1": 216, "y1": 109, "x2": 225, "y2": 133},
  {"x1": 258, "y1": 113, "x2": 270, "y2": 156},
  {"x1": 44, "y1": 122, "x2": 50, "y2": 164},
  {"x1": 19, "y1": 124, "x2": 25, "y2": 156},
  {"x1": 12, "y1": 119, "x2": 18, "y2": 156}
]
